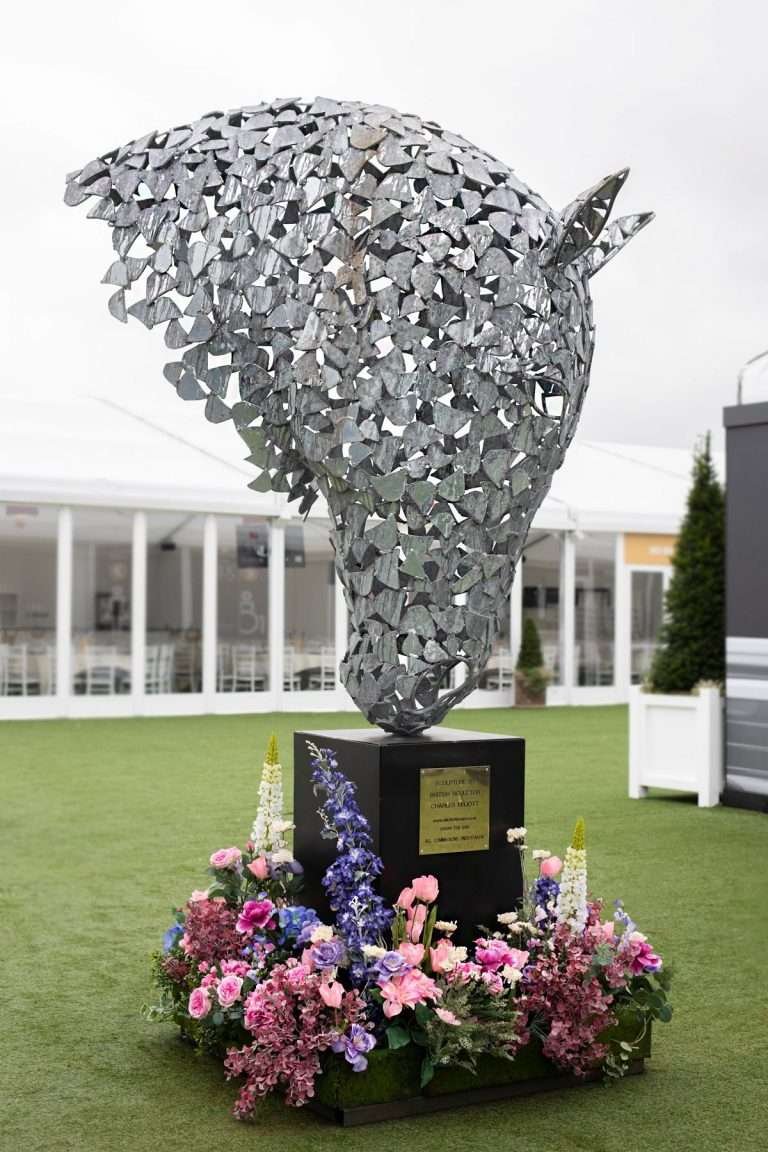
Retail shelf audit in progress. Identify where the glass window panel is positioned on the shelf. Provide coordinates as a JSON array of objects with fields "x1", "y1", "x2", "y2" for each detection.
[
  {"x1": 631, "y1": 570, "x2": 665, "y2": 684},
  {"x1": 284, "y1": 520, "x2": 335, "y2": 691},
  {"x1": 72, "y1": 509, "x2": 133, "y2": 695},
  {"x1": 574, "y1": 533, "x2": 616, "y2": 686},
  {"x1": 0, "y1": 503, "x2": 58, "y2": 696},
  {"x1": 217, "y1": 517, "x2": 269, "y2": 692},
  {"x1": 521, "y1": 532, "x2": 562, "y2": 685},
  {"x1": 146, "y1": 513, "x2": 204, "y2": 693}
]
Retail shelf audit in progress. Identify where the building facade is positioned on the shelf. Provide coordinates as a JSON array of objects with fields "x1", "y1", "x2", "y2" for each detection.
[{"x1": 0, "y1": 396, "x2": 700, "y2": 721}]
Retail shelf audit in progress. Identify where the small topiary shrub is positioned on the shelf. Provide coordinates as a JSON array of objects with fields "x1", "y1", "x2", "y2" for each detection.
[
  {"x1": 649, "y1": 434, "x2": 725, "y2": 694},
  {"x1": 516, "y1": 616, "x2": 548, "y2": 704}
]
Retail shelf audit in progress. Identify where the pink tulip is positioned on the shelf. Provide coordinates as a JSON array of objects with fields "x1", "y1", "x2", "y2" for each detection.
[
  {"x1": 398, "y1": 942, "x2": 425, "y2": 966},
  {"x1": 411, "y1": 874, "x2": 439, "y2": 903},
  {"x1": 319, "y1": 979, "x2": 344, "y2": 1008},
  {"x1": 407, "y1": 903, "x2": 428, "y2": 943},
  {"x1": 396, "y1": 886, "x2": 415, "y2": 910}
]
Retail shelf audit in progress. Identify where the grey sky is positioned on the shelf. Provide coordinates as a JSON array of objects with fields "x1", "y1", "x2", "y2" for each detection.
[{"x1": 2, "y1": 0, "x2": 766, "y2": 456}]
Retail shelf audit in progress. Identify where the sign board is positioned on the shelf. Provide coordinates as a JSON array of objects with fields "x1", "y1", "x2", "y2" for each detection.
[
  {"x1": 419, "y1": 765, "x2": 490, "y2": 855},
  {"x1": 624, "y1": 533, "x2": 677, "y2": 567}
]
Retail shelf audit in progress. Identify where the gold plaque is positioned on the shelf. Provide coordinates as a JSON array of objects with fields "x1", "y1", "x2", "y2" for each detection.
[{"x1": 419, "y1": 765, "x2": 491, "y2": 855}]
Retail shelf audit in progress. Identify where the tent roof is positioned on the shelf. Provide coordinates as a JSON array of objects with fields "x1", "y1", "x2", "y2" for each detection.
[{"x1": 0, "y1": 392, "x2": 720, "y2": 533}]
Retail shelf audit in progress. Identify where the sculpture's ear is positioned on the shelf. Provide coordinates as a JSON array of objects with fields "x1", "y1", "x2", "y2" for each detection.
[{"x1": 548, "y1": 168, "x2": 653, "y2": 274}]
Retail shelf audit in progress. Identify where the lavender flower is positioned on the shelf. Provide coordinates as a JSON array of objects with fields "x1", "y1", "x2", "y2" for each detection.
[
  {"x1": 309, "y1": 743, "x2": 393, "y2": 982},
  {"x1": 331, "y1": 1024, "x2": 376, "y2": 1072}
]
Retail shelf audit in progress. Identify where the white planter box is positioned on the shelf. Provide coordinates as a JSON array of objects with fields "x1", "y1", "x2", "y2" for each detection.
[{"x1": 629, "y1": 685, "x2": 723, "y2": 807}]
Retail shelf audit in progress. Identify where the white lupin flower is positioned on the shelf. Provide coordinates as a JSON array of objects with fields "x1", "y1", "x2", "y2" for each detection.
[
  {"x1": 555, "y1": 819, "x2": 588, "y2": 934},
  {"x1": 251, "y1": 735, "x2": 288, "y2": 854}
]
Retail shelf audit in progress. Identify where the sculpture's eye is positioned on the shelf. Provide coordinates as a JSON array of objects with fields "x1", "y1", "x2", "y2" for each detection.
[{"x1": 528, "y1": 375, "x2": 566, "y2": 421}]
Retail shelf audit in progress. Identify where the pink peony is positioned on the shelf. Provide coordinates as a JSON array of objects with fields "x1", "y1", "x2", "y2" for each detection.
[
  {"x1": 236, "y1": 898, "x2": 276, "y2": 935},
  {"x1": 396, "y1": 886, "x2": 415, "y2": 910},
  {"x1": 247, "y1": 855, "x2": 270, "y2": 880},
  {"x1": 475, "y1": 938, "x2": 522, "y2": 972},
  {"x1": 540, "y1": 855, "x2": 563, "y2": 878},
  {"x1": 217, "y1": 974, "x2": 244, "y2": 1008},
  {"x1": 435, "y1": 1007, "x2": 461, "y2": 1026},
  {"x1": 318, "y1": 979, "x2": 344, "y2": 1008},
  {"x1": 209, "y1": 847, "x2": 242, "y2": 870},
  {"x1": 411, "y1": 874, "x2": 439, "y2": 903},
  {"x1": 398, "y1": 942, "x2": 425, "y2": 966},
  {"x1": 188, "y1": 987, "x2": 211, "y2": 1019}
]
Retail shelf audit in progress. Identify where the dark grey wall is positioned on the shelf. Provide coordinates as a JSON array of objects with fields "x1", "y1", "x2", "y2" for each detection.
[{"x1": 724, "y1": 403, "x2": 768, "y2": 639}]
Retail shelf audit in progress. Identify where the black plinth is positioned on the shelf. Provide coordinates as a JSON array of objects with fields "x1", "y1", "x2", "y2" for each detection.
[{"x1": 293, "y1": 727, "x2": 525, "y2": 945}]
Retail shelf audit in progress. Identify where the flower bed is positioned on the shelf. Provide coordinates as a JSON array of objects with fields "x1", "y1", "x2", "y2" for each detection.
[{"x1": 147, "y1": 737, "x2": 671, "y2": 1124}]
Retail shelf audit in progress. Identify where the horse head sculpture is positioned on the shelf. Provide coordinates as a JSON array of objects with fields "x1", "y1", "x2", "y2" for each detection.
[{"x1": 65, "y1": 97, "x2": 652, "y2": 733}]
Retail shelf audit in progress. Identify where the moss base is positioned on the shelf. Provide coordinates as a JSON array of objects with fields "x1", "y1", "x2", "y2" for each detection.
[{"x1": 312, "y1": 1015, "x2": 652, "y2": 1126}]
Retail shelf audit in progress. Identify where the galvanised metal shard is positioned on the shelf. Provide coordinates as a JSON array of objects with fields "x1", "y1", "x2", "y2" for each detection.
[{"x1": 65, "y1": 98, "x2": 652, "y2": 734}]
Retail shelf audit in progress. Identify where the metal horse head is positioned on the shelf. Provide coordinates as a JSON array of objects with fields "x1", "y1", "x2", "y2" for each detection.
[{"x1": 65, "y1": 97, "x2": 652, "y2": 733}]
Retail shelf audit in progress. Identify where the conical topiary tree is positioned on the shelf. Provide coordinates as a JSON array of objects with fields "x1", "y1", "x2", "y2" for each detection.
[
  {"x1": 649, "y1": 434, "x2": 724, "y2": 693},
  {"x1": 517, "y1": 615, "x2": 544, "y2": 673}
]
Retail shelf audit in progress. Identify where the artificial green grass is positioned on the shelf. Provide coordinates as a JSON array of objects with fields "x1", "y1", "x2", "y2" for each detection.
[{"x1": 1, "y1": 707, "x2": 765, "y2": 1152}]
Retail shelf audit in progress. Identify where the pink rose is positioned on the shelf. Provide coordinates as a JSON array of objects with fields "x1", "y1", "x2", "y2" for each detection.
[
  {"x1": 216, "y1": 974, "x2": 243, "y2": 1007},
  {"x1": 247, "y1": 855, "x2": 270, "y2": 880},
  {"x1": 396, "y1": 886, "x2": 415, "y2": 910},
  {"x1": 411, "y1": 874, "x2": 439, "y2": 903},
  {"x1": 189, "y1": 889, "x2": 209, "y2": 902},
  {"x1": 435, "y1": 1007, "x2": 461, "y2": 1026},
  {"x1": 319, "y1": 979, "x2": 344, "y2": 1008},
  {"x1": 540, "y1": 855, "x2": 562, "y2": 878},
  {"x1": 188, "y1": 987, "x2": 211, "y2": 1019},
  {"x1": 236, "y1": 898, "x2": 276, "y2": 935},
  {"x1": 209, "y1": 847, "x2": 242, "y2": 870},
  {"x1": 398, "y1": 942, "x2": 425, "y2": 966}
]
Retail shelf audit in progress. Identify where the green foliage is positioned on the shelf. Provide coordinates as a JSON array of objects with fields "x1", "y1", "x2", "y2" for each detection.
[
  {"x1": 650, "y1": 435, "x2": 725, "y2": 693},
  {"x1": 516, "y1": 615, "x2": 545, "y2": 672}
]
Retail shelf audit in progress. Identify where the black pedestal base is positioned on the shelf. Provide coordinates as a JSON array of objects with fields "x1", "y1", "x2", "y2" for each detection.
[{"x1": 293, "y1": 726, "x2": 525, "y2": 945}]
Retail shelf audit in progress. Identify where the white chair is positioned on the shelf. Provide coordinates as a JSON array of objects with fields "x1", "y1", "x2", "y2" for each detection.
[
  {"x1": 283, "y1": 646, "x2": 302, "y2": 692},
  {"x1": 174, "y1": 639, "x2": 199, "y2": 692},
  {"x1": 308, "y1": 646, "x2": 336, "y2": 691},
  {"x1": 5, "y1": 644, "x2": 40, "y2": 695},
  {"x1": 39, "y1": 645, "x2": 56, "y2": 695},
  {"x1": 232, "y1": 644, "x2": 266, "y2": 692},
  {"x1": 485, "y1": 655, "x2": 515, "y2": 690},
  {"x1": 0, "y1": 644, "x2": 8, "y2": 694},
  {"x1": 84, "y1": 647, "x2": 117, "y2": 695}
]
